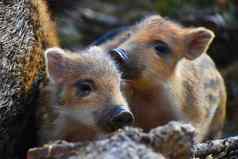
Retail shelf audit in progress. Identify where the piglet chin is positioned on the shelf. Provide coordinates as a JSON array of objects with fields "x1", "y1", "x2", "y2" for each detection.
[{"x1": 63, "y1": 123, "x2": 103, "y2": 142}]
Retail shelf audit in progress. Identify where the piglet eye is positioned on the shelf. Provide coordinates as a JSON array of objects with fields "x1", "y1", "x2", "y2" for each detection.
[
  {"x1": 154, "y1": 41, "x2": 170, "y2": 55},
  {"x1": 74, "y1": 80, "x2": 94, "y2": 97}
]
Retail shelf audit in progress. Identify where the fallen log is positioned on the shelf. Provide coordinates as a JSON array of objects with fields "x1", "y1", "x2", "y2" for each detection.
[
  {"x1": 27, "y1": 122, "x2": 196, "y2": 159},
  {"x1": 28, "y1": 121, "x2": 238, "y2": 159},
  {"x1": 192, "y1": 136, "x2": 238, "y2": 159}
]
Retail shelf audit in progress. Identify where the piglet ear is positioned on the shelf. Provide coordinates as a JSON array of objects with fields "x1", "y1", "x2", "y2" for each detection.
[
  {"x1": 184, "y1": 27, "x2": 215, "y2": 60},
  {"x1": 44, "y1": 48, "x2": 66, "y2": 84}
]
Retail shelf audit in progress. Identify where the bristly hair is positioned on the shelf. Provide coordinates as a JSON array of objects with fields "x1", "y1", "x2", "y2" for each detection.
[{"x1": 135, "y1": 14, "x2": 183, "y2": 32}]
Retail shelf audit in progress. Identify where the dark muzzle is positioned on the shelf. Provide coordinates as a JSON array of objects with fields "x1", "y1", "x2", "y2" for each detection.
[{"x1": 100, "y1": 105, "x2": 134, "y2": 131}]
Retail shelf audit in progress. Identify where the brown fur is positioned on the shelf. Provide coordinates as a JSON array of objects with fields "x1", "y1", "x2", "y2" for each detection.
[
  {"x1": 22, "y1": 0, "x2": 59, "y2": 91},
  {"x1": 37, "y1": 47, "x2": 129, "y2": 144},
  {"x1": 104, "y1": 15, "x2": 226, "y2": 142}
]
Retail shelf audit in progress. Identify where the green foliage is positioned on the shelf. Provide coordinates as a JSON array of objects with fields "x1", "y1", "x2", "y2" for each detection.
[
  {"x1": 154, "y1": 0, "x2": 214, "y2": 16},
  {"x1": 155, "y1": 0, "x2": 182, "y2": 16}
]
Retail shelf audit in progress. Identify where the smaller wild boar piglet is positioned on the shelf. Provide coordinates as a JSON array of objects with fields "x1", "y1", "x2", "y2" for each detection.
[{"x1": 37, "y1": 47, "x2": 134, "y2": 145}]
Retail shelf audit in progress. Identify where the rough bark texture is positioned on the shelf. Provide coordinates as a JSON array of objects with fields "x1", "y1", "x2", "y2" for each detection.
[
  {"x1": 0, "y1": 0, "x2": 58, "y2": 158},
  {"x1": 192, "y1": 136, "x2": 238, "y2": 159},
  {"x1": 27, "y1": 122, "x2": 196, "y2": 159},
  {"x1": 26, "y1": 122, "x2": 238, "y2": 159}
]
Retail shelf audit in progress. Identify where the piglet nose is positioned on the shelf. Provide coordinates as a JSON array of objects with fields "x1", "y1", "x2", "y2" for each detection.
[
  {"x1": 110, "y1": 106, "x2": 134, "y2": 129},
  {"x1": 109, "y1": 48, "x2": 129, "y2": 64}
]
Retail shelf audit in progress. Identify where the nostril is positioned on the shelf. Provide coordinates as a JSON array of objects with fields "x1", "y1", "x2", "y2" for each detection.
[
  {"x1": 110, "y1": 107, "x2": 134, "y2": 128},
  {"x1": 111, "y1": 112, "x2": 134, "y2": 127},
  {"x1": 100, "y1": 106, "x2": 135, "y2": 131}
]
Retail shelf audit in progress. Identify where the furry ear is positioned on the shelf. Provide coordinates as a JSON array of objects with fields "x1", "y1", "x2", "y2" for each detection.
[
  {"x1": 44, "y1": 48, "x2": 67, "y2": 84},
  {"x1": 184, "y1": 27, "x2": 215, "y2": 60}
]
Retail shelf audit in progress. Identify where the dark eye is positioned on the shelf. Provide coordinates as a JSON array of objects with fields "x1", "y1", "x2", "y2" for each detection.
[
  {"x1": 154, "y1": 41, "x2": 170, "y2": 55},
  {"x1": 74, "y1": 80, "x2": 94, "y2": 97}
]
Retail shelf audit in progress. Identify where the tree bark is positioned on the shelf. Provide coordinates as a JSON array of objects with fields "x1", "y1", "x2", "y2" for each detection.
[
  {"x1": 192, "y1": 136, "x2": 238, "y2": 159},
  {"x1": 0, "y1": 0, "x2": 58, "y2": 158}
]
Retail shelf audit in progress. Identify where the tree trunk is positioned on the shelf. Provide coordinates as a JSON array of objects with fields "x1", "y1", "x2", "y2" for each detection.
[{"x1": 0, "y1": 0, "x2": 58, "y2": 158}]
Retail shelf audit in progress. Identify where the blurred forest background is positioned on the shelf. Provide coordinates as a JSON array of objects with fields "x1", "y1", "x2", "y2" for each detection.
[{"x1": 47, "y1": 0, "x2": 238, "y2": 137}]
